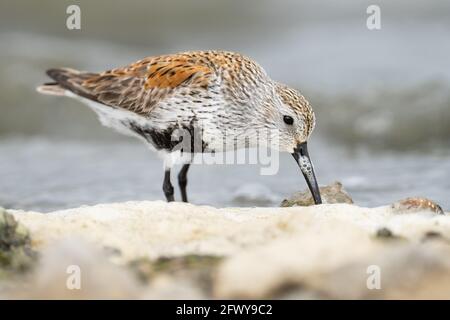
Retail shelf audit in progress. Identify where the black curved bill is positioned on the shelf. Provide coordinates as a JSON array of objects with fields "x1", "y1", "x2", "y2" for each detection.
[{"x1": 292, "y1": 142, "x2": 322, "y2": 204}]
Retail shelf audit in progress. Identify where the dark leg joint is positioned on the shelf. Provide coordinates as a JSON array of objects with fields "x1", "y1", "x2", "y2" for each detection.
[
  {"x1": 178, "y1": 164, "x2": 190, "y2": 203},
  {"x1": 163, "y1": 170, "x2": 174, "y2": 202}
]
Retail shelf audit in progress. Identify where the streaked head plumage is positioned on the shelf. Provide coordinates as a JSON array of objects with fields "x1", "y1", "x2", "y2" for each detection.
[{"x1": 263, "y1": 82, "x2": 316, "y2": 153}]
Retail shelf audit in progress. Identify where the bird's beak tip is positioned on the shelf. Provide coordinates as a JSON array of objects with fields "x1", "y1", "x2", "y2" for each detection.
[{"x1": 292, "y1": 142, "x2": 322, "y2": 205}]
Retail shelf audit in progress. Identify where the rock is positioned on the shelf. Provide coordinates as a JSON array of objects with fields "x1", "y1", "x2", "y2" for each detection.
[
  {"x1": 3, "y1": 201, "x2": 450, "y2": 299},
  {"x1": 0, "y1": 208, "x2": 36, "y2": 275},
  {"x1": 391, "y1": 197, "x2": 444, "y2": 214},
  {"x1": 280, "y1": 181, "x2": 353, "y2": 207},
  {"x1": 375, "y1": 227, "x2": 395, "y2": 238},
  {"x1": 374, "y1": 227, "x2": 405, "y2": 241}
]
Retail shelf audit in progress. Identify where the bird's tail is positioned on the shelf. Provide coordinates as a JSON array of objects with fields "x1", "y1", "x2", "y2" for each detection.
[
  {"x1": 36, "y1": 68, "x2": 98, "y2": 99},
  {"x1": 36, "y1": 82, "x2": 66, "y2": 96}
]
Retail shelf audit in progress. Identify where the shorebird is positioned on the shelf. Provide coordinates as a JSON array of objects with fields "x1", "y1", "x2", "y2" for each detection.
[{"x1": 37, "y1": 51, "x2": 322, "y2": 204}]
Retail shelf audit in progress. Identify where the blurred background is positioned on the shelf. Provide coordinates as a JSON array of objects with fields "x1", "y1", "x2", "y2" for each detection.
[{"x1": 0, "y1": 0, "x2": 449, "y2": 211}]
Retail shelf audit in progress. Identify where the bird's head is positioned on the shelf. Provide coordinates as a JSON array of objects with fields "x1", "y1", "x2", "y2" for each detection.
[{"x1": 270, "y1": 83, "x2": 322, "y2": 204}]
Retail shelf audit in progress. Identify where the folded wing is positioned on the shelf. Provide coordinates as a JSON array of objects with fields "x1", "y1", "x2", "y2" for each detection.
[{"x1": 44, "y1": 54, "x2": 214, "y2": 116}]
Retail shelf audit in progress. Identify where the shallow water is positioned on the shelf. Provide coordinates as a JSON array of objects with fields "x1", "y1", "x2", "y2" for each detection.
[
  {"x1": 1, "y1": 137, "x2": 448, "y2": 212},
  {"x1": 0, "y1": 1, "x2": 449, "y2": 211}
]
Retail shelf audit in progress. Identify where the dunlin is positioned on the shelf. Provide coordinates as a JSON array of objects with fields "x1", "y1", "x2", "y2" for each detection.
[{"x1": 37, "y1": 51, "x2": 322, "y2": 204}]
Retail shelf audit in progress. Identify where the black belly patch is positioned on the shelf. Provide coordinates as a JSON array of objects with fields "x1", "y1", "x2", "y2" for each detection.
[{"x1": 124, "y1": 121, "x2": 210, "y2": 153}]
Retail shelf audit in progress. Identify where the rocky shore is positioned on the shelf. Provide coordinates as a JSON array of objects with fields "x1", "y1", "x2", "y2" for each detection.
[{"x1": 0, "y1": 196, "x2": 449, "y2": 299}]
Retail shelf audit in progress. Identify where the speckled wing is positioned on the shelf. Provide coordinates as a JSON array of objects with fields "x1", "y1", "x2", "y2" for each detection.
[{"x1": 46, "y1": 55, "x2": 215, "y2": 116}]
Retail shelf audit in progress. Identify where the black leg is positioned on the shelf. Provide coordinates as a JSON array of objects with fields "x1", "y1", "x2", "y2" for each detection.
[
  {"x1": 162, "y1": 169, "x2": 174, "y2": 202},
  {"x1": 178, "y1": 164, "x2": 190, "y2": 202}
]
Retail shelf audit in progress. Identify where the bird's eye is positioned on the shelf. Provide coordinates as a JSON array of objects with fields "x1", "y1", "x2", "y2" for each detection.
[{"x1": 283, "y1": 115, "x2": 294, "y2": 125}]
